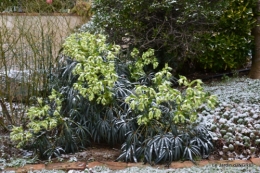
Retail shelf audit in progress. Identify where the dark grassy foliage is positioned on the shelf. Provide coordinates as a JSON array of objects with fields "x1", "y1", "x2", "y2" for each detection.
[{"x1": 117, "y1": 123, "x2": 213, "y2": 164}]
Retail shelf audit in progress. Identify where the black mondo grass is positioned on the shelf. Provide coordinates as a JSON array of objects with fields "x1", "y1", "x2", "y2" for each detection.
[
  {"x1": 115, "y1": 124, "x2": 214, "y2": 165},
  {"x1": 116, "y1": 129, "x2": 143, "y2": 163},
  {"x1": 144, "y1": 133, "x2": 174, "y2": 165},
  {"x1": 183, "y1": 146, "x2": 200, "y2": 164}
]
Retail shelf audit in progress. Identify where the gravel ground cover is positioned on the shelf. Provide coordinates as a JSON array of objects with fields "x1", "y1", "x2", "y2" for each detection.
[
  {"x1": 77, "y1": 165, "x2": 260, "y2": 173},
  {"x1": 5, "y1": 164, "x2": 259, "y2": 173}
]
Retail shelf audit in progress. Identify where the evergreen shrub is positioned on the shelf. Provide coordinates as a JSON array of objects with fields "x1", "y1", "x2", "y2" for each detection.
[{"x1": 11, "y1": 32, "x2": 217, "y2": 163}]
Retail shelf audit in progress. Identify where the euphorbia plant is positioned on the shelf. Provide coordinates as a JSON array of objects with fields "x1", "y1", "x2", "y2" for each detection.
[
  {"x1": 126, "y1": 63, "x2": 217, "y2": 125},
  {"x1": 63, "y1": 32, "x2": 120, "y2": 105}
]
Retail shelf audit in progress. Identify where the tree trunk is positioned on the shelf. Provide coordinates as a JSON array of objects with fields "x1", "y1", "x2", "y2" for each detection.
[{"x1": 249, "y1": 0, "x2": 260, "y2": 78}]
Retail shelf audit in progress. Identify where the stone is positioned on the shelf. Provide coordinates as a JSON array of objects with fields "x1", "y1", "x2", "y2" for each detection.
[
  {"x1": 87, "y1": 161, "x2": 128, "y2": 170},
  {"x1": 250, "y1": 158, "x2": 260, "y2": 166},
  {"x1": 46, "y1": 161, "x2": 86, "y2": 171},
  {"x1": 127, "y1": 162, "x2": 150, "y2": 169},
  {"x1": 100, "y1": 161, "x2": 128, "y2": 170},
  {"x1": 169, "y1": 161, "x2": 194, "y2": 169},
  {"x1": 4, "y1": 164, "x2": 45, "y2": 173},
  {"x1": 87, "y1": 161, "x2": 103, "y2": 169}
]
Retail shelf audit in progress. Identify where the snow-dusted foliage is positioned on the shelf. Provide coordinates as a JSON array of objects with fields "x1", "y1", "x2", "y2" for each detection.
[{"x1": 198, "y1": 77, "x2": 260, "y2": 159}]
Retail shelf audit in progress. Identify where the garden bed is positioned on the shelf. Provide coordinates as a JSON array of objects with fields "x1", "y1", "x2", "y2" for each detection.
[{"x1": 2, "y1": 76, "x2": 260, "y2": 171}]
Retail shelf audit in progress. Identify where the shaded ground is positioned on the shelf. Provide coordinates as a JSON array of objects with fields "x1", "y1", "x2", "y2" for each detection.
[
  {"x1": 58, "y1": 144, "x2": 121, "y2": 163},
  {"x1": 0, "y1": 131, "x2": 23, "y2": 160},
  {"x1": 186, "y1": 68, "x2": 250, "y2": 82},
  {"x1": 0, "y1": 134, "x2": 121, "y2": 164}
]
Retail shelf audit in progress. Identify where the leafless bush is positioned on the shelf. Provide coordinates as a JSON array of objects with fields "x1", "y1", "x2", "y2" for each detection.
[{"x1": 0, "y1": 13, "x2": 84, "y2": 129}]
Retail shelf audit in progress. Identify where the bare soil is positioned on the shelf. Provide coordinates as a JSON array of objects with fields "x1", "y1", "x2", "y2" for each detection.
[
  {"x1": 0, "y1": 131, "x2": 121, "y2": 164},
  {"x1": 59, "y1": 145, "x2": 121, "y2": 163}
]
